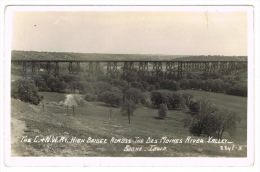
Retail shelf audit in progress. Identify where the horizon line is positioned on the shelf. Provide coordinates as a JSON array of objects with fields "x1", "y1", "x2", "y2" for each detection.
[{"x1": 11, "y1": 50, "x2": 248, "y2": 57}]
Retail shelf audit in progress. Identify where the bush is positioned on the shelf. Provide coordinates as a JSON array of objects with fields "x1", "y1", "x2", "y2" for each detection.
[
  {"x1": 182, "y1": 93, "x2": 194, "y2": 108},
  {"x1": 147, "y1": 84, "x2": 155, "y2": 92},
  {"x1": 226, "y1": 83, "x2": 247, "y2": 97},
  {"x1": 84, "y1": 93, "x2": 96, "y2": 101},
  {"x1": 186, "y1": 72, "x2": 202, "y2": 79},
  {"x1": 11, "y1": 79, "x2": 41, "y2": 105},
  {"x1": 125, "y1": 88, "x2": 142, "y2": 104},
  {"x1": 160, "y1": 79, "x2": 180, "y2": 91},
  {"x1": 98, "y1": 90, "x2": 122, "y2": 107},
  {"x1": 168, "y1": 93, "x2": 186, "y2": 110},
  {"x1": 35, "y1": 80, "x2": 50, "y2": 92},
  {"x1": 158, "y1": 103, "x2": 168, "y2": 119},
  {"x1": 150, "y1": 91, "x2": 168, "y2": 108},
  {"x1": 46, "y1": 76, "x2": 66, "y2": 92},
  {"x1": 77, "y1": 81, "x2": 94, "y2": 94},
  {"x1": 189, "y1": 100, "x2": 200, "y2": 113},
  {"x1": 131, "y1": 82, "x2": 145, "y2": 91},
  {"x1": 94, "y1": 81, "x2": 112, "y2": 95},
  {"x1": 185, "y1": 105, "x2": 240, "y2": 139}
]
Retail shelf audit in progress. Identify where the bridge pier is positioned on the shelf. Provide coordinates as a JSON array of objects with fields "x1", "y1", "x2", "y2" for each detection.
[
  {"x1": 68, "y1": 62, "x2": 80, "y2": 75},
  {"x1": 177, "y1": 62, "x2": 183, "y2": 80},
  {"x1": 165, "y1": 62, "x2": 176, "y2": 79},
  {"x1": 46, "y1": 62, "x2": 60, "y2": 77},
  {"x1": 88, "y1": 62, "x2": 100, "y2": 76},
  {"x1": 22, "y1": 61, "x2": 28, "y2": 77},
  {"x1": 138, "y1": 62, "x2": 149, "y2": 80},
  {"x1": 107, "y1": 62, "x2": 118, "y2": 77},
  {"x1": 220, "y1": 62, "x2": 228, "y2": 75},
  {"x1": 152, "y1": 62, "x2": 163, "y2": 80},
  {"x1": 123, "y1": 61, "x2": 134, "y2": 81}
]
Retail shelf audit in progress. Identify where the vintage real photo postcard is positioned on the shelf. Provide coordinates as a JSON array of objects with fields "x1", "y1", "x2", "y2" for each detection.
[{"x1": 4, "y1": 5, "x2": 254, "y2": 166}]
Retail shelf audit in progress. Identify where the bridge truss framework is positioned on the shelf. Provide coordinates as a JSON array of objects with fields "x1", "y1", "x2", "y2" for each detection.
[{"x1": 12, "y1": 60, "x2": 247, "y2": 80}]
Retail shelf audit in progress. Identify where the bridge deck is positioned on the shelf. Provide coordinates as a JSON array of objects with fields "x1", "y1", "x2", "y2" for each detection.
[{"x1": 11, "y1": 60, "x2": 247, "y2": 63}]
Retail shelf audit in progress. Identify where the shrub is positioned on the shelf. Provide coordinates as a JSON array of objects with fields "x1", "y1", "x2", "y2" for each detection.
[
  {"x1": 98, "y1": 90, "x2": 122, "y2": 107},
  {"x1": 189, "y1": 100, "x2": 200, "y2": 113},
  {"x1": 186, "y1": 72, "x2": 202, "y2": 79},
  {"x1": 11, "y1": 79, "x2": 41, "y2": 105},
  {"x1": 182, "y1": 93, "x2": 194, "y2": 108},
  {"x1": 150, "y1": 91, "x2": 168, "y2": 108},
  {"x1": 125, "y1": 88, "x2": 142, "y2": 104},
  {"x1": 226, "y1": 83, "x2": 247, "y2": 97},
  {"x1": 168, "y1": 93, "x2": 186, "y2": 110},
  {"x1": 185, "y1": 106, "x2": 240, "y2": 139},
  {"x1": 35, "y1": 80, "x2": 50, "y2": 91},
  {"x1": 160, "y1": 79, "x2": 180, "y2": 91},
  {"x1": 184, "y1": 99, "x2": 219, "y2": 136},
  {"x1": 131, "y1": 82, "x2": 145, "y2": 91},
  {"x1": 94, "y1": 81, "x2": 112, "y2": 95},
  {"x1": 46, "y1": 76, "x2": 66, "y2": 92},
  {"x1": 77, "y1": 81, "x2": 93, "y2": 94}
]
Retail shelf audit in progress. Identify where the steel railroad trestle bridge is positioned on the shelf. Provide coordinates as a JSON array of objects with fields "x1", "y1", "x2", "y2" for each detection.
[{"x1": 11, "y1": 60, "x2": 247, "y2": 80}]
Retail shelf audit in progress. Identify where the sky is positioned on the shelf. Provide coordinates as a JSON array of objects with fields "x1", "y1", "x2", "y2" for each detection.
[{"x1": 12, "y1": 11, "x2": 248, "y2": 56}]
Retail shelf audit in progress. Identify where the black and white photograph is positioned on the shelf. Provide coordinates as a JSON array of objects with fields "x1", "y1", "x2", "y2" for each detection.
[{"x1": 2, "y1": 5, "x2": 256, "y2": 167}]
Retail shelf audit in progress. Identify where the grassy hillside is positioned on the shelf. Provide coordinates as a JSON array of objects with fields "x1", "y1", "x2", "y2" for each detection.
[{"x1": 11, "y1": 90, "x2": 247, "y2": 157}]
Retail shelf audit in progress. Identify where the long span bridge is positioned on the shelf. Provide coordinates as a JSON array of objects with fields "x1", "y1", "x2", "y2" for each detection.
[{"x1": 11, "y1": 60, "x2": 247, "y2": 80}]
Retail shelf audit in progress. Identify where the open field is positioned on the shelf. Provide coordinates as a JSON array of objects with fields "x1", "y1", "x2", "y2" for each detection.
[{"x1": 11, "y1": 90, "x2": 247, "y2": 157}]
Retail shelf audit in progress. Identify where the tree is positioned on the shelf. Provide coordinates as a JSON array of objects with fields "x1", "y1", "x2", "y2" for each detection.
[
  {"x1": 150, "y1": 91, "x2": 168, "y2": 108},
  {"x1": 60, "y1": 74, "x2": 77, "y2": 83},
  {"x1": 121, "y1": 100, "x2": 136, "y2": 124},
  {"x1": 168, "y1": 93, "x2": 186, "y2": 110},
  {"x1": 131, "y1": 82, "x2": 145, "y2": 91},
  {"x1": 160, "y1": 79, "x2": 180, "y2": 91},
  {"x1": 158, "y1": 103, "x2": 168, "y2": 119},
  {"x1": 35, "y1": 79, "x2": 50, "y2": 92},
  {"x1": 226, "y1": 83, "x2": 247, "y2": 97},
  {"x1": 11, "y1": 79, "x2": 41, "y2": 105},
  {"x1": 98, "y1": 90, "x2": 122, "y2": 107},
  {"x1": 184, "y1": 99, "x2": 218, "y2": 136},
  {"x1": 184, "y1": 99, "x2": 240, "y2": 139},
  {"x1": 77, "y1": 81, "x2": 93, "y2": 94},
  {"x1": 94, "y1": 81, "x2": 112, "y2": 95},
  {"x1": 46, "y1": 76, "x2": 66, "y2": 92},
  {"x1": 125, "y1": 88, "x2": 142, "y2": 104},
  {"x1": 182, "y1": 93, "x2": 194, "y2": 108},
  {"x1": 189, "y1": 100, "x2": 200, "y2": 113},
  {"x1": 213, "y1": 110, "x2": 241, "y2": 139}
]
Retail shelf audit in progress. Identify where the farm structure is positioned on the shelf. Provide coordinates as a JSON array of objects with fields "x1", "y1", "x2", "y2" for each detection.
[{"x1": 11, "y1": 60, "x2": 247, "y2": 80}]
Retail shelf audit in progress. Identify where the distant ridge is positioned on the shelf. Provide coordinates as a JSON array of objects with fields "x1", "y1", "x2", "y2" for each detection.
[{"x1": 11, "y1": 50, "x2": 247, "y2": 61}]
